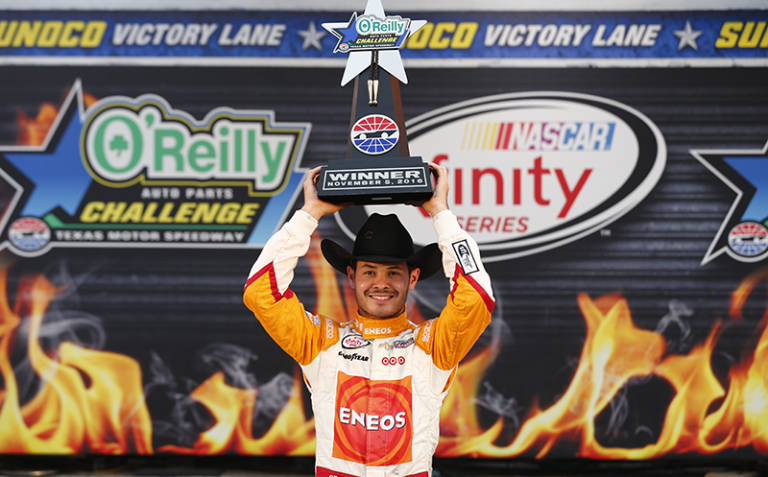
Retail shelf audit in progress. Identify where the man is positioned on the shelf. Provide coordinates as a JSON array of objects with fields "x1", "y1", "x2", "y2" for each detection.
[{"x1": 244, "y1": 164, "x2": 494, "y2": 477}]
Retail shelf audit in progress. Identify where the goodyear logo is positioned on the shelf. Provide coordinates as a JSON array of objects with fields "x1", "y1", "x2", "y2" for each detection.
[{"x1": 0, "y1": 81, "x2": 310, "y2": 257}]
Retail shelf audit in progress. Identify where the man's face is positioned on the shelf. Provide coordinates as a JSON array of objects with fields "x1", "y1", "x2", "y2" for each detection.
[{"x1": 347, "y1": 260, "x2": 420, "y2": 320}]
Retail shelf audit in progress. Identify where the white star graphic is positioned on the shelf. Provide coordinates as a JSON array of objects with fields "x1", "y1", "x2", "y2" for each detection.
[
  {"x1": 322, "y1": 0, "x2": 426, "y2": 86},
  {"x1": 673, "y1": 21, "x2": 703, "y2": 51},
  {"x1": 298, "y1": 21, "x2": 326, "y2": 51}
]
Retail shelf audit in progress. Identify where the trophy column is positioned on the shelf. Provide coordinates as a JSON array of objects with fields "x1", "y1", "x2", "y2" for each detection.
[{"x1": 319, "y1": 3, "x2": 433, "y2": 205}]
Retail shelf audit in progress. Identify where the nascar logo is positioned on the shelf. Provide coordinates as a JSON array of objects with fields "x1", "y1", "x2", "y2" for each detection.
[{"x1": 350, "y1": 114, "x2": 399, "y2": 155}]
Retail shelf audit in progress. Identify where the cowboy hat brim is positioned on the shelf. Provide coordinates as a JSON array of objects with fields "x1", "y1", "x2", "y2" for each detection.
[{"x1": 321, "y1": 239, "x2": 442, "y2": 280}]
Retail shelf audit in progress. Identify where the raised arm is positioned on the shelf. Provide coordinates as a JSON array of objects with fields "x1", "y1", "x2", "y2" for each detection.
[
  {"x1": 414, "y1": 164, "x2": 495, "y2": 371},
  {"x1": 243, "y1": 167, "x2": 347, "y2": 366}
]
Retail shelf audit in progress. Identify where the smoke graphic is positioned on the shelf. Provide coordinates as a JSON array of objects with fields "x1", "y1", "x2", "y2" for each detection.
[
  {"x1": 654, "y1": 299, "x2": 693, "y2": 354},
  {"x1": 12, "y1": 260, "x2": 106, "y2": 405},
  {"x1": 600, "y1": 299, "x2": 695, "y2": 444},
  {"x1": 251, "y1": 372, "x2": 294, "y2": 438},
  {"x1": 145, "y1": 343, "x2": 293, "y2": 445},
  {"x1": 475, "y1": 381, "x2": 521, "y2": 431},
  {"x1": 197, "y1": 342, "x2": 258, "y2": 389},
  {"x1": 145, "y1": 352, "x2": 208, "y2": 447}
]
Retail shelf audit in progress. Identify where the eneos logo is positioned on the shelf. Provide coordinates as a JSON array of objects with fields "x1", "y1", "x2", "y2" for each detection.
[
  {"x1": 335, "y1": 92, "x2": 666, "y2": 261},
  {"x1": 333, "y1": 372, "x2": 412, "y2": 466}
]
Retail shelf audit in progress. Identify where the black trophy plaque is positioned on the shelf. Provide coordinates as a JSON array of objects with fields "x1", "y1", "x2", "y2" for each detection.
[{"x1": 319, "y1": 1, "x2": 433, "y2": 205}]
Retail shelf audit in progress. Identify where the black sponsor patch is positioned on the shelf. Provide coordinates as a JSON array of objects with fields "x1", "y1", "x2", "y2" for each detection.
[{"x1": 452, "y1": 239, "x2": 479, "y2": 274}]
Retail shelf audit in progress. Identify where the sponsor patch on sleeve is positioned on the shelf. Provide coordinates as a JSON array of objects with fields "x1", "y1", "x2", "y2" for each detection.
[
  {"x1": 305, "y1": 311, "x2": 321, "y2": 326},
  {"x1": 452, "y1": 239, "x2": 479, "y2": 275}
]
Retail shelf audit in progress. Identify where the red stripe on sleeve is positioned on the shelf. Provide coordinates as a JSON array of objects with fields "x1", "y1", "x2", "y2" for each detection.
[
  {"x1": 449, "y1": 264, "x2": 495, "y2": 314},
  {"x1": 462, "y1": 271, "x2": 495, "y2": 314},
  {"x1": 244, "y1": 263, "x2": 291, "y2": 303},
  {"x1": 449, "y1": 264, "x2": 461, "y2": 298}
]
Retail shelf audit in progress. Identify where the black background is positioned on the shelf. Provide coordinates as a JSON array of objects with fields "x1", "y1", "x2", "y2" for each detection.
[{"x1": 1, "y1": 65, "x2": 768, "y2": 457}]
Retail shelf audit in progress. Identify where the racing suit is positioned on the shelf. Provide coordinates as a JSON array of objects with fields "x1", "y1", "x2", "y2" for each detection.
[{"x1": 244, "y1": 210, "x2": 494, "y2": 477}]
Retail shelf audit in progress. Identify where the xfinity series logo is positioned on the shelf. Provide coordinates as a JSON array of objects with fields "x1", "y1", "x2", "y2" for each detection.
[
  {"x1": 335, "y1": 92, "x2": 666, "y2": 262},
  {"x1": 342, "y1": 334, "x2": 370, "y2": 349},
  {"x1": 0, "y1": 80, "x2": 310, "y2": 257}
]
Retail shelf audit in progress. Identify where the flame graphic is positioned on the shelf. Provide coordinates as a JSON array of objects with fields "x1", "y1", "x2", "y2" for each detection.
[
  {"x1": 10, "y1": 93, "x2": 768, "y2": 458},
  {"x1": 153, "y1": 234, "x2": 341, "y2": 455},
  {"x1": 0, "y1": 267, "x2": 152, "y2": 454},
  {"x1": 434, "y1": 268, "x2": 768, "y2": 459},
  {"x1": 16, "y1": 91, "x2": 98, "y2": 146},
  {"x1": 157, "y1": 369, "x2": 315, "y2": 455}
]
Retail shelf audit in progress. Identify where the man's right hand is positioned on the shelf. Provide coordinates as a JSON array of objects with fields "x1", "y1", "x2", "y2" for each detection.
[{"x1": 301, "y1": 166, "x2": 349, "y2": 220}]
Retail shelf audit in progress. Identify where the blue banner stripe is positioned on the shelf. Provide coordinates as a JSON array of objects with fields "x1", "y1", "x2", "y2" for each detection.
[{"x1": 0, "y1": 11, "x2": 767, "y2": 60}]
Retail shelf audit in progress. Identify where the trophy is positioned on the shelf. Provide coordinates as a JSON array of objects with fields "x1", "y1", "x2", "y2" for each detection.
[{"x1": 320, "y1": 0, "x2": 432, "y2": 205}]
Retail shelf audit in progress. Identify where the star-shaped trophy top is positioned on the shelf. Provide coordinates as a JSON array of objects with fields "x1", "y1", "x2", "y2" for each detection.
[{"x1": 322, "y1": 0, "x2": 426, "y2": 86}]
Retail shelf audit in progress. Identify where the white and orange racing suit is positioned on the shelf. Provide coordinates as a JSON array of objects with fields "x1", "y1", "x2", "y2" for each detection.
[{"x1": 244, "y1": 210, "x2": 494, "y2": 477}]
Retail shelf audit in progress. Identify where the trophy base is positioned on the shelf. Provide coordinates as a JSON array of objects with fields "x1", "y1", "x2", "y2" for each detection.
[{"x1": 317, "y1": 158, "x2": 434, "y2": 205}]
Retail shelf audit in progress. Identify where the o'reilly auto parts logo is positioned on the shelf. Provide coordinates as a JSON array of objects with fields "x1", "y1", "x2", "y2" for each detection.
[
  {"x1": 0, "y1": 81, "x2": 310, "y2": 257},
  {"x1": 335, "y1": 92, "x2": 666, "y2": 261},
  {"x1": 83, "y1": 99, "x2": 295, "y2": 192}
]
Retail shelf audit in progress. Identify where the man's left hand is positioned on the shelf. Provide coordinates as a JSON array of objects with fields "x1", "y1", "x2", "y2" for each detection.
[{"x1": 417, "y1": 163, "x2": 450, "y2": 217}]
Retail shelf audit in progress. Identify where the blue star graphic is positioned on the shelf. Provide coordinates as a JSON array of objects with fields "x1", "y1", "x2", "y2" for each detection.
[
  {"x1": 693, "y1": 142, "x2": 768, "y2": 264},
  {"x1": 328, "y1": 12, "x2": 360, "y2": 52},
  {"x1": 4, "y1": 106, "x2": 93, "y2": 218},
  {"x1": 724, "y1": 156, "x2": 768, "y2": 223}
]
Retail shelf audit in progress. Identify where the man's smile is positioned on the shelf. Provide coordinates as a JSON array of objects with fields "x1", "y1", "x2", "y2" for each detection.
[{"x1": 368, "y1": 293, "x2": 395, "y2": 301}]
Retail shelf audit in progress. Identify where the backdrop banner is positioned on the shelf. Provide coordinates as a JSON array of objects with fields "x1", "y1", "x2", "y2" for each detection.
[{"x1": 1, "y1": 7, "x2": 768, "y2": 460}]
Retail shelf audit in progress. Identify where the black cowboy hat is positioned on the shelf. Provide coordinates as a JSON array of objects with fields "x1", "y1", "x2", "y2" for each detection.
[{"x1": 321, "y1": 213, "x2": 442, "y2": 280}]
